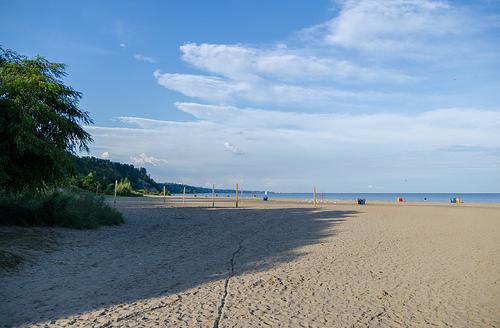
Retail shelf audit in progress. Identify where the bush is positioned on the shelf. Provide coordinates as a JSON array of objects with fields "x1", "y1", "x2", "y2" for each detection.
[
  {"x1": 0, "y1": 190, "x2": 124, "y2": 229},
  {"x1": 116, "y1": 177, "x2": 133, "y2": 195},
  {"x1": 137, "y1": 189, "x2": 161, "y2": 196},
  {"x1": 67, "y1": 173, "x2": 101, "y2": 193},
  {"x1": 115, "y1": 178, "x2": 142, "y2": 196}
]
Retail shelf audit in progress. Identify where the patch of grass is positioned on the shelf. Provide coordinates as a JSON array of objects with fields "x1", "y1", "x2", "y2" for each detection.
[{"x1": 0, "y1": 190, "x2": 124, "y2": 229}]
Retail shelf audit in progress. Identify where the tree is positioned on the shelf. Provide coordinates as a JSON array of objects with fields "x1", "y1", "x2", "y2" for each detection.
[{"x1": 0, "y1": 47, "x2": 92, "y2": 192}]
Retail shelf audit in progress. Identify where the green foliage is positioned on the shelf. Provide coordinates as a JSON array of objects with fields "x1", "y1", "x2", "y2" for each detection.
[
  {"x1": 137, "y1": 189, "x2": 162, "y2": 196},
  {"x1": 0, "y1": 47, "x2": 92, "y2": 192},
  {"x1": 115, "y1": 177, "x2": 141, "y2": 196},
  {"x1": 0, "y1": 190, "x2": 124, "y2": 229},
  {"x1": 104, "y1": 183, "x2": 115, "y2": 195},
  {"x1": 69, "y1": 155, "x2": 159, "y2": 193},
  {"x1": 67, "y1": 172, "x2": 100, "y2": 193}
]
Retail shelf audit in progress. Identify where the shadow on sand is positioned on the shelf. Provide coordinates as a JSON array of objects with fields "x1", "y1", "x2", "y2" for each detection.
[{"x1": 0, "y1": 199, "x2": 359, "y2": 326}]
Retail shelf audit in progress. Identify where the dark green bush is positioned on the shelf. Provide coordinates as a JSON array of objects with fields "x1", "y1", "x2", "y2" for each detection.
[
  {"x1": 0, "y1": 190, "x2": 124, "y2": 229},
  {"x1": 137, "y1": 189, "x2": 162, "y2": 196}
]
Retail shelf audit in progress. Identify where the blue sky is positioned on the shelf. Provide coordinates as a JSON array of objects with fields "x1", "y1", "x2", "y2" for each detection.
[{"x1": 2, "y1": 0, "x2": 500, "y2": 192}]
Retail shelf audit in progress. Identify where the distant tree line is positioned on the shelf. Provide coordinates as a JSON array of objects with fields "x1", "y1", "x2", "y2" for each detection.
[{"x1": 159, "y1": 182, "x2": 261, "y2": 195}]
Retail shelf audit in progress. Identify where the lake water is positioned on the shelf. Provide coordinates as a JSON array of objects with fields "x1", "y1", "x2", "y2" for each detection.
[{"x1": 180, "y1": 192, "x2": 500, "y2": 204}]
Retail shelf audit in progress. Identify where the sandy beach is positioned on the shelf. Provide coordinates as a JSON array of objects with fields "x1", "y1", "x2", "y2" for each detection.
[{"x1": 1, "y1": 197, "x2": 499, "y2": 327}]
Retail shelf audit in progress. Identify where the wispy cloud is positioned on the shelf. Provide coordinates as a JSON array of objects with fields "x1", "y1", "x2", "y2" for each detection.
[
  {"x1": 180, "y1": 43, "x2": 413, "y2": 82},
  {"x1": 153, "y1": 69, "x2": 393, "y2": 107},
  {"x1": 134, "y1": 54, "x2": 156, "y2": 63},
  {"x1": 320, "y1": 0, "x2": 461, "y2": 54},
  {"x1": 153, "y1": 43, "x2": 411, "y2": 107},
  {"x1": 154, "y1": 70, "x2": 241, "y2": 102}
]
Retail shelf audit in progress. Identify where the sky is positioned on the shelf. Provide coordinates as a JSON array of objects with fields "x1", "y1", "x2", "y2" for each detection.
[{"x1": 2, "y1": 0, "x2": 500, "y2": 192}]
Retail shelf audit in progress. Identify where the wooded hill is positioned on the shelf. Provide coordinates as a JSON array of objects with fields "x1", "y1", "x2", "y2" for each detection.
[
  {"x1": 70, "y1": 156, "x2": 160, "y2": 193},
  {"x1": 70, "y1": 156, "x2": 263, "y2": 195}
]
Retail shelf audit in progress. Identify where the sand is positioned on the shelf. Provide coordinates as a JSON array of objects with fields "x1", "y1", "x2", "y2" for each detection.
[{"x1": 1, "y1": 197, "x2": 499, "y2": 327}]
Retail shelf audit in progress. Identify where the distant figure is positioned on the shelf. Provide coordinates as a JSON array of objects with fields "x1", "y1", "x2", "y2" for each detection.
[
  {"x1": 263, "y1": 191, "x2": 269, "y2": 201},
  {"x1": 424, "y1": 197, "x2": 427, "y2": 201},
  {"x1": 357, "y1": 198, "x2": 366, "y2": 205}
]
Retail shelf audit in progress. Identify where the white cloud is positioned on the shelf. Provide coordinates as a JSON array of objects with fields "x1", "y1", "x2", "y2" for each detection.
[
  {"x1": 99, "y1": 151, "x2": 110, "y2": 159},
  {"x1": 130, "y1": 153, "x2": 168, "y2": 166},
  {"x1": 154, "y1": 69, "x2": 390, "y2": 106},
  {"x1": 153, "y1": 41, "x2": 417, "y2": 107},
  {"x1": 172, "y1": 103, "x2": 500, "y2": 148},
  {"x1": 87, "y1": 104, "x2": 500, "y2": 191},
  {"x1": 153, "y1": 70, "x2": 245, "y2": 102},
  {"x1": 312, "y1": 0, "x2": 464, "y2": 55},
  {"x1": 134, "y1": 54, "x2": 157, "y2": 63},
  {"x1": 152, "y1": 2, "x2": 499, "y2": 109},
  {"x1": 224, "y1": 142, "x2": 244, "y2": 155},
  {"x1": 119, "y1": 43, "x2": 126, "y2": 48},
  {"x1": 180, "y1": 43, "x2": 413, "y2": 82}
]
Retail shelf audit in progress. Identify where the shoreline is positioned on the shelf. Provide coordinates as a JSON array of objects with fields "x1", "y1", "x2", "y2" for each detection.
[
  {"x1": 166, "y1": 192, "x2": 500, "y2": 204},
  {"x1": 141, "y1": 195, "x2": 500, "y2": 207}
]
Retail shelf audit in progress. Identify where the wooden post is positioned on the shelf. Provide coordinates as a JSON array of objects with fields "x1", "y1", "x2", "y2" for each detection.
[
  {"x1": 212, "y1": 184, "x2": 215, "y2": 208},
  {"x1": 96, "y1": 184, "x2": 98, "y2": 195},
  {"x1": 163, "y1": 185, "x2": 166, "y2": 203},
  {"x1": 313, "y1": 185, "x2": 317, "y2": 209},
  {"x1": 236, "y1": 183, "x2": 239, "y2": 208},
  {"x1": 114, "y1": 180, "x2": 118, "y2": 206},
  {"x1": 183, "y1": 186, "x2": 186, "y2": 206}
]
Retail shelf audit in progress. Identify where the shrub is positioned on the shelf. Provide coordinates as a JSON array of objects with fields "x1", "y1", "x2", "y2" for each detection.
[
  {"x1": 116, "y1": 177, "x2": 133, "y2": 195},
  {"x1": 104, "y1": 183, "x2": 115, "y2": 195},
  {"x1": 115, "y1": 178, "x2": 142, "y2": 196},
  {"x1": 0, "y1": 190, "x2": 124, "y2": 229},
  {"x1": 137, "y1": 189, "x2": 161, "y2": 196}
]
